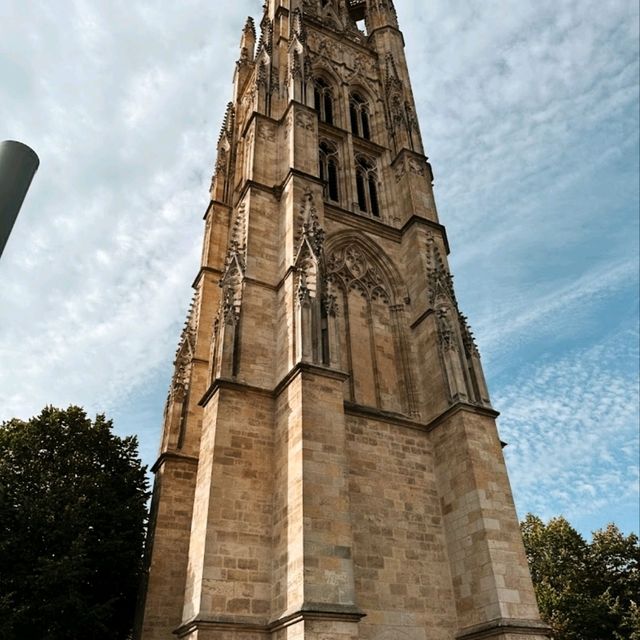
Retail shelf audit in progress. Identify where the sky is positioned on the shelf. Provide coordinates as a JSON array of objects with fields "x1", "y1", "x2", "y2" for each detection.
[{"x1": 0, "y1": 0, "x2": 638, "y2": 539}]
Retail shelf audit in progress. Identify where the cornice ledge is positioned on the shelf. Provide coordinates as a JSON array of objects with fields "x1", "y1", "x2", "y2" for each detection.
[
  {"x1": 410, "y1": 307, "x2": 435, "y2": 330},
  {"x1": 280, "y1": 167, "x2": 326, "y2": 193},
  {"x1": 391, "y1": 147, "x2": 429, "y2": 167},
  {"x1": 199, "y1": 377, "x2": 272, "y2": 407},
  {"x1": 191, "y1": 265, "x2": 224, "y2": 289},
  {"x1": 344, "y1": 401, "x2": 427, "y2": 431},
  {"x1": 324, "y1": 205, "x2": 402, "y2": 242},
  {"x1": 174, "y1": 614, "x2": 268, "y2": 637},
  {"x1": 174, "y1": 603, "x2": 366, "y2": 637},
  {"x1": 367, "y1": 25, "x2": 405, "y2": 44},
  {"x1": 425, "y1": 402, "x2": 500, "y2": 433},
  {"x1": 270, "y1": 603, "x2": 366, "y2": 632},
  {"x1": 205, "y1": 199, "x2": 233, "y2": 218},
  {"x1": 151, "y1": 450, "x2": 199, "y2": 474},
  {"x1": 400, "y1": 215, "x2": 450, "y2": 254},
  {"x1": 455, "y1": 617, "x2": 552, "y2": 640},
  {"x1": 274, "y1": 362, "x2": 350, "y2": 397},
  {"x1": 352, "y1": 135, "x2": 387, "y2": 155}
]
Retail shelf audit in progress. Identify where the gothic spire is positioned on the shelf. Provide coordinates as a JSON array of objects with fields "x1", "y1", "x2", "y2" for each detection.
[
  {"x1": 239, "y1": 16, "x2": 256, "y2": 62},
  {"x1": 365, "y1": 0, "x2": 399, "y2": 31}
]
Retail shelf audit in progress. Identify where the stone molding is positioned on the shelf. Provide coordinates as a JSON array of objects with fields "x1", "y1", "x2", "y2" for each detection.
[
  {"x1": 455, "y1": 618, "x2": 552, "y2": 640},
  {"x1": 174, "y1": 604, "x2": 366, "y2": 638},
  {"x1": 273, "y1": 361, "x2": 351, "y2": 397},
  {"x1": 425, "y1": 401, "x2": 500, "y2": 433},
  {"x1": 198, "y1": 371, "x2": 499, "y2": 435},
  {"x1": 150, "y1": 451, "x2": 199, "y2": 474},
  {"x1": 198, "y1": 376, "x2": 273, "y2": 407},
  {"x1": 344, "y1": 400, "x2": 426, "y2": 431},
  {"x1": 400, "y1": 215, "x2": 450, "y2": 253},
  {"x1": 410, "y1": 307, "x2": 435, "y2": 330},
  {"x1": 199, "y1": 363, "x2": 350, "y2": 408}
]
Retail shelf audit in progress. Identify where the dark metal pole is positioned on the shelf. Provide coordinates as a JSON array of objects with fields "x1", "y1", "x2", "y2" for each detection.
[{"x1": 0, "y1": 140, "x2": 39, "y2": 258}]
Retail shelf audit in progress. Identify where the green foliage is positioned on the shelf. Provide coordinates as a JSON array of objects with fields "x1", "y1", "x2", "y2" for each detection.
[
  {"x1": 0, "y1": 406, "x2": 149, "y2": 640},
  {"x1": 521, "y1": 514, "x2": 640, "y2": 640}
]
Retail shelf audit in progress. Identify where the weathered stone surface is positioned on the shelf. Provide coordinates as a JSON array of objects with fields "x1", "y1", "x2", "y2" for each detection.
[{"x1": 135, "y1": 2, "x2": 550, "y2": 639}]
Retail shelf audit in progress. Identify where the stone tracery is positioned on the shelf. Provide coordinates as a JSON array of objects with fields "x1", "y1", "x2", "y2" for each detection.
[{"x1": 327, "y1": 244, "x2": 390, "y2": 303}]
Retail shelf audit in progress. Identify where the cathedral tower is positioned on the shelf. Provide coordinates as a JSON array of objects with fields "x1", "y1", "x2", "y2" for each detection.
[{"x1": 135, "y1": 2, "x2": 551, "y2": 639}]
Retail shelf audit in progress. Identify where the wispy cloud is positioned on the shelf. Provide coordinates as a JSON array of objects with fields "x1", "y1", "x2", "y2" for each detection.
[
  {"x1": 0, "y1": 0, "x2": 256, "y2": 421},
  {"x1": 0, "y1": 1, "x2": 637, "y2": 532},
  {"x1": 475, "y1": 257, "x2": 638, "y2": 365},
  {"x1": 496, "y1": 330, "x2": 639, "y2": 525}
]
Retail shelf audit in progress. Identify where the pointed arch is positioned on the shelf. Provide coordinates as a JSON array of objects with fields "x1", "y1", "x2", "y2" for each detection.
[
  {"x1": 310, "y1": 60, "x2": 342, "y2": 93},
  {"x1": 325, "y1": 231, "x2": 416, "y2": 415},
  {"x1": 349, "y1": 84, "x2": 375, "y2": 140},
  {"x1": 319, "y1": 139, "x2": 340, "y2": 202},
  {"x1": 312, "y1": 75, "x2": 336, "y2": 125},
  {"x1": 308, "y1": 49, "x2": 343, "y2": 122},
  {"x1": 325, "y1": 231, "x2": 408, "y2": 305}
]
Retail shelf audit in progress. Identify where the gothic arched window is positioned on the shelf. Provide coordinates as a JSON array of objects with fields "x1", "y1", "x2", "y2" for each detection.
[
  {"x1": 350, "y1": 92, "x2": 371, "y2": 140},
  {"x1": 314, "y1": 78, "x2": 334, "y2": 125},
  {"x1": 355, "y1": 155, "x2": 379, "y2": 217},
  {"x1": 319, "y1": 141, "x2": 340, "y2": 203}
]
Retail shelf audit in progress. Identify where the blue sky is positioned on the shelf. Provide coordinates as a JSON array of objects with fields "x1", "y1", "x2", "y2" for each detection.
[{"x1": 0, "y1": 0, "x2": 638, "y2": 538}]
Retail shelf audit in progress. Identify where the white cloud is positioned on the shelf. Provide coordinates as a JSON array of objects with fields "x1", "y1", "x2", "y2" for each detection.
[
  {"x1": 496, "y1": 330, "x2": 639, "y2": 523},
  {"x1": 0, "y1": 0, "x2": 256, "y2": 420},
  {"x1": 0, "y1": 0, "x2": 637, "y2": 532}
]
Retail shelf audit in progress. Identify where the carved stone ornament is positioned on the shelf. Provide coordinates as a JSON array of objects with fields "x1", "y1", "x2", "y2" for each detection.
[
  {"x1": 302, "y1": 0, "x2": 318, "y2": 17},
  {"x1": 219, "y1": 203, "x2": 247, "y2": 325},
  {"x1": 426, "y1": 233, "x2": 488, "y2": 403},
  {"x1": 295, "y1": 189, "x2": 325, "y2": 259},
  {"x1": 221, "y1": 275, "x2": 243, "y2": 325},
  {"x1": 270, "y1": 66, "x2": 280, "y2": 95},
  {"x1": 257, "y1": 121, "x2": 276, "y2": 142},
  {"x1": 425, "y1": 232, "x2": 456, "y2": 308},
  {"x1": 322, "y1": 292, "x2": 339, "y2": 316},
  {"x1": 296, "y1": 257, "x2": 317, "y2": 304},
  {"x1": 327, "y1": 244, "x2": 390, "y2": 303},
  {"x1": 171, "y1": 288, "x2": 200, "y2": 397},
  {"x1": 408, "y1": 158, "x2": 425, "y2": 176},
  {"x1": 436, "y1": 306, "x2": 457, "y2": 352},
  {"x1": 295, "y1": 111, "x2": 315, "y2": 131},
  {"x1": 214, "y1": 146, "x2": 228, "y2": 177},
  {"x1": 459, "y1": 313, "x2": 480, "y2": 357}
]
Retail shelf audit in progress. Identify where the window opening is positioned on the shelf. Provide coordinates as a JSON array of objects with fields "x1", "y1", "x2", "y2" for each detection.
[
  {"x1": 320, "y1": 141, "x2": 340, "y2": 203},
  {"x1": 368, "y1": 175, "x2": 379, "y2": 217},
  {"x1": 314, "y1": 78, "x2": 335, "y2": 125},
  {"x1": 350, "y1": 103, "x2": 360, "y2": 137},
  {"x1": 355, "y1": 155, "x2": 379, "y2": 217},
  {"x1": 356, "y1": 172, "x2": 367, "y2": 212},
  {"x1": 350, "y1": 92, "x2": 371, "y2": 140},
  {"x1": 361, "y1": 110, "x2": 371, "y2": 140}
]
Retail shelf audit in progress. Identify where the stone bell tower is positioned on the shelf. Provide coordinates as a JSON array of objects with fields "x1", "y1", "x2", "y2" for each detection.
[{"x1": 135, "y1": 1, "x2": 551, "y2": 639}]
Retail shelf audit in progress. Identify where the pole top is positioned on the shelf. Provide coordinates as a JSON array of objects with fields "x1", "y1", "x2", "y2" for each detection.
[{"x1": 0, "y1": 140, "x2": 40, "y2": 170}]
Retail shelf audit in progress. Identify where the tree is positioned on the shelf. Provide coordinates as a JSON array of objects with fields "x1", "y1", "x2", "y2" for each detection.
[
  {"x1": 0, "y1": 406, "x2": 149, "y2": 640},
  {"x1": 521, "y1": 514, "x2": 640, "y2": 640}
]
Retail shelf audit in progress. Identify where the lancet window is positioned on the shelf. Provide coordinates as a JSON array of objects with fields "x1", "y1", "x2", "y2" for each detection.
[
  {"x1": 319, "y1": 140, "x2": 340, "y2": 203},
  {"x1": 350, "y1": 92, "x2": 371, "y2": 140},
  {"x1": 314, "y1": 78, "x2": 335, "y2": 125},
  {"x1": 355, "y1": 154, "x2": 379, "y2": 217}
]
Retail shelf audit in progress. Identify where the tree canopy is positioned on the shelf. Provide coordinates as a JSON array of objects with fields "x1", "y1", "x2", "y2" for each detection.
[
  {"x1": 521, "y1": 514, "x2": 640, "y2": 640},
  {"x1": 0, "y1": 406, "x2": 149, "y2": 640}
]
